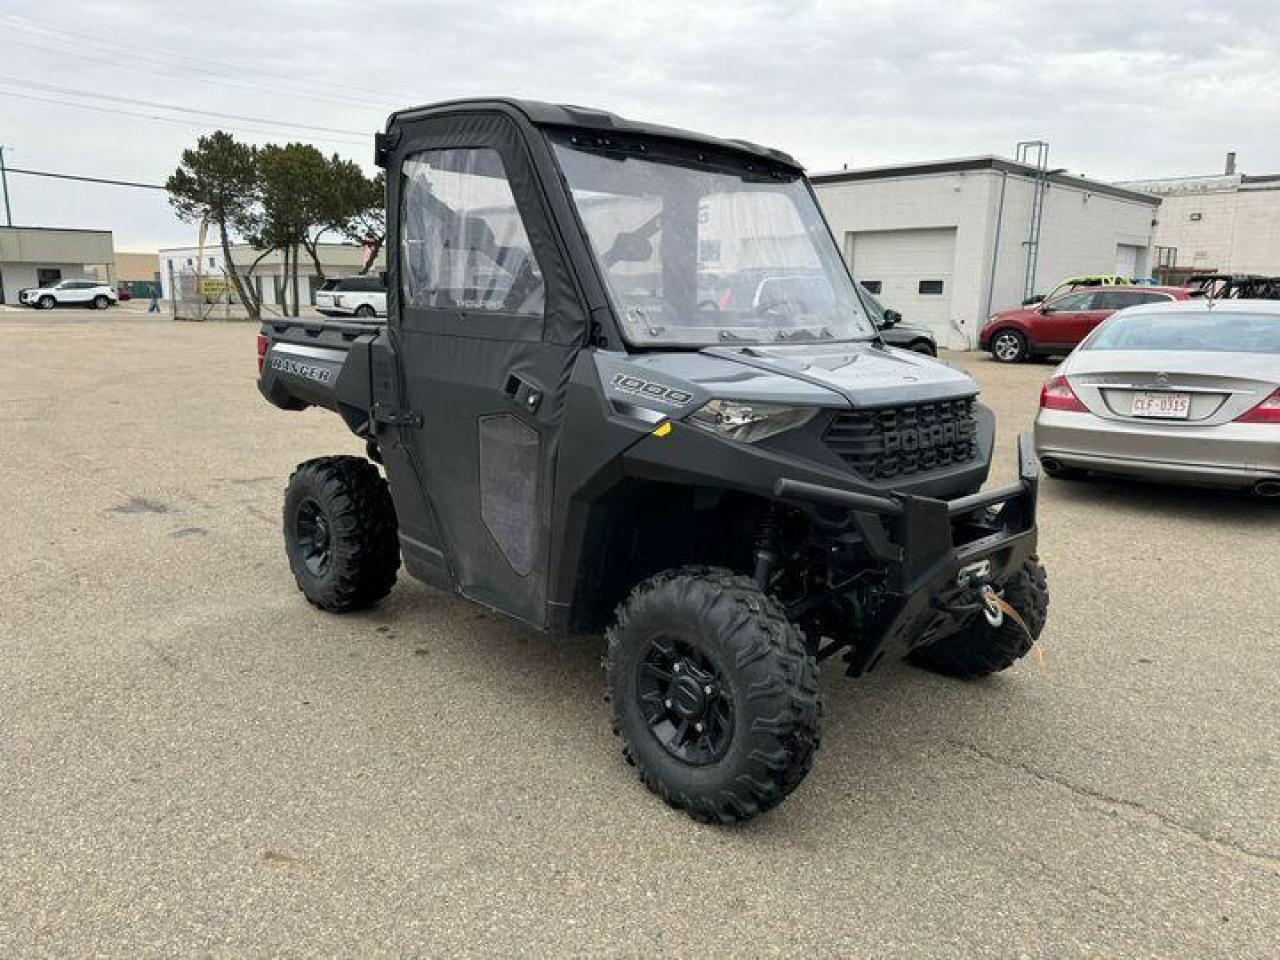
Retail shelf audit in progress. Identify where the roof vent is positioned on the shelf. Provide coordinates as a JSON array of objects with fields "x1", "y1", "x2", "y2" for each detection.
[{"x1": 1225, "y1": 151, "x2": 1237, "y2": 175}]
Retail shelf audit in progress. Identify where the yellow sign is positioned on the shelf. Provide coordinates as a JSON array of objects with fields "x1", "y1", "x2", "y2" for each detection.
[{"x1": 198, "y1": 276, "x2": 231, "y2": 299}]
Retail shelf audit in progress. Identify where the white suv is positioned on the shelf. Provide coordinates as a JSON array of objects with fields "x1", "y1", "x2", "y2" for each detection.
[
  {"x1": 20, "y1": 279, "x2": 118, "y2": 310},
  {"x1": 315, "y1": 275, "x2": 386, "y2": 318}
]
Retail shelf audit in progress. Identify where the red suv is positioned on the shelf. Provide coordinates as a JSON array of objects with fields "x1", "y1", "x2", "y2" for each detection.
[{"x1": 979, "y1": 285, "x2": 1198, "y2": 362}]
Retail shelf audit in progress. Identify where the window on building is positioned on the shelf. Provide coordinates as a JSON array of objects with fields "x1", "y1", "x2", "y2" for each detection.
[
  {"x1": 918, "y1": 279, "x2": 944, "y2": 295},
  {"x1": 860, "y1": 280, "x2": 882, "y2": 294},
  {"x1": 208, "y1": 257, "x2": 216, "y2": 268},
  {"x1": 1189, "y1": 212, "x2": 1203, "y2": 221},
  {"x1": 399, "y1": 147, "x2": 544, "y2": 317},
  {"x1": 186, "y1": 258, "x2": 193, "y2": 266}
]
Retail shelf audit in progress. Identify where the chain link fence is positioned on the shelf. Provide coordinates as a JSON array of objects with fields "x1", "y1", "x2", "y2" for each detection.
[{"x1": 168, "y1": 264, "x2": 314, "y2": 322}]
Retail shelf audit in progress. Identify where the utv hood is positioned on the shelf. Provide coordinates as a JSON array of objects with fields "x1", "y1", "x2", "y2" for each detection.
[
  {"x1": 700, "y1": 342, "x2": 975, "y2": 408},
  {"x1": 595, "y1": 342, "x2": 977, "y2": 422}
]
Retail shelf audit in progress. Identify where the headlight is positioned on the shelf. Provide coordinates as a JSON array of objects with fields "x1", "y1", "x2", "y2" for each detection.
[{"x1": 689, "y1": 399, "x2": 819, "y2": 443}]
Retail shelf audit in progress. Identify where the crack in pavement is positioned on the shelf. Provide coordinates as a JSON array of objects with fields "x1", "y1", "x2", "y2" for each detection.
[{"x1": 951, "y1": 740, "x2": 1280, "y2": 872}]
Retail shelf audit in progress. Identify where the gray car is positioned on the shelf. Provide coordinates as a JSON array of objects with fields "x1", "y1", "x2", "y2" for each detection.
[{"x1": 1034, "y1": 299, "x2": 1280, "y2": 496}]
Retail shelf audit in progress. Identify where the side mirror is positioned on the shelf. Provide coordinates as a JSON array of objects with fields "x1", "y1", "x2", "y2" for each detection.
[{"x1": 881, "y1": 309, "x2": 901, "y2": 328}]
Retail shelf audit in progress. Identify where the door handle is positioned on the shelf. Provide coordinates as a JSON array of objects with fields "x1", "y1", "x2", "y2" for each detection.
[{"x1": 503, "y1": 373, "x2": 542, "y2": 413}]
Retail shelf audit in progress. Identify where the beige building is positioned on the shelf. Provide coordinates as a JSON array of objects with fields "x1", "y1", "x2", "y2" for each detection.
[
  {"x1": 113, "y1": 252, "x2": 162, "y2": 296},
  {"x1": 0, "y1": 226, "x2": 115, "y2": 305},
  {"x1": 1118, "y1": 158, "x2": 1280, "y2": 278}
]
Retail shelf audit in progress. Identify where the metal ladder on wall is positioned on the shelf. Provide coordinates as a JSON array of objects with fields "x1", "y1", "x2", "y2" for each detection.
[{"x1": 1016, "y1": 140, "x2": 1049, "y2": 301}]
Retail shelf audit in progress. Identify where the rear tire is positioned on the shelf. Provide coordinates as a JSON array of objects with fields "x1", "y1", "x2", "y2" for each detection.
[
  {"x1": 909, "y1": 340, "x2": 936, "y2": 356},
  {"x1": 605, "y1": 567, "x2": 821, "y2": 824},
  {"x1": 990, "y1": 329, "x2": 1028, "y2": 363},
  {"x1": 354, "y1": 304, "x2": 376, "y2": 318},
  {"x1": 283, "y1": 456, "x2": 400, "y2": 612},
  {"x1": 907, "y1": 557, "x2": 1048, "y2": 678}
]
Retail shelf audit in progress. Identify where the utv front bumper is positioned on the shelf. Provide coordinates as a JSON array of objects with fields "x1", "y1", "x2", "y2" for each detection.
[{"x1": 773, "y1": 434, "x2": 1041, "y2": 675}]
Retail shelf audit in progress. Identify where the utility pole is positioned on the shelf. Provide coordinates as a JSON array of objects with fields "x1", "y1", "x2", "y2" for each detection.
[{"x1": 0, "y1": 145, "x2": 12, "y2": 226}]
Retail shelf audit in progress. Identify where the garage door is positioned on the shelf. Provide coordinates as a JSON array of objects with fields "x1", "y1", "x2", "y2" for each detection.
[
  {"x1": 846, "y1": 228, "x2": 957, "y2": 339},
  {"x1": 1115, "y1": 243, "x2": 1143, "y2": 278}
]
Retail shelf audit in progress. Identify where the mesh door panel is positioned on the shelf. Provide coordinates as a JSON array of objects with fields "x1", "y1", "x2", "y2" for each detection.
[{"x1": 478, "y1": 414, "x2": 540, "y2": 576}]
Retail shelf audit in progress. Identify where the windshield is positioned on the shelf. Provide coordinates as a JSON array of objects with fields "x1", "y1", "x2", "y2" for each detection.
[
  {"x1": 551, "y1": 138, "x2": 875, "y2": 347},
  {"x1": 1086, "y1": 310, "x2": 1280, "y2": 354}
]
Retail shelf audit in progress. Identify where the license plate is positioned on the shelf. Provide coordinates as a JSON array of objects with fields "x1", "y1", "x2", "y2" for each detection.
[{"x1": 1130, "y1": 391, "x2": 1191, "y2": 419}]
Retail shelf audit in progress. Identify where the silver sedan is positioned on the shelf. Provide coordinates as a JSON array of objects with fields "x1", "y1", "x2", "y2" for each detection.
[{"x1": 1033, "y1": 299, "x2": 1280, "y2": 496}]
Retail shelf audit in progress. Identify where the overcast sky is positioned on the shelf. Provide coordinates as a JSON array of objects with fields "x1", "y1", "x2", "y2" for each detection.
[{"x1": 2, "y1": 1, "x2": 1277, "y2": 251}]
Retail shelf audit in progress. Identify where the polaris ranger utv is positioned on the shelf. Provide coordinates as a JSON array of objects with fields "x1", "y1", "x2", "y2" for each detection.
[{"x1": 258, "y1": 99, "x2": 1048, "y2": 823}]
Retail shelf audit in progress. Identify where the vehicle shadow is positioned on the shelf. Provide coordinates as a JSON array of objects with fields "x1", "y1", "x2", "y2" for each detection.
[{"x1": 1045, "y1": 472, "x2": 1280, "y2": 525}]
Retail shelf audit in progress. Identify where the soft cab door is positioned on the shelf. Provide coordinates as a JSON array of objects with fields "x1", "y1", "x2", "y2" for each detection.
[{"x1": 385, "y1": 109, "x2": 587, "y2": 628}]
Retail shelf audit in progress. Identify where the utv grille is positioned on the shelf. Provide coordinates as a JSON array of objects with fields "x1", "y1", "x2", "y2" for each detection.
[{"x1": 823, "y1": 398, "x2": 979, "y2": 481}]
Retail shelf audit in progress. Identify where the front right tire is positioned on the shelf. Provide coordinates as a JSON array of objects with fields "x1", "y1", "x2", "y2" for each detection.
[
  {"x1": 908, "y1": 557, "x2": 1048, "y2": 678},
  {"x1": 606, "y1": 567, "x2": 821, "y2": 824}
]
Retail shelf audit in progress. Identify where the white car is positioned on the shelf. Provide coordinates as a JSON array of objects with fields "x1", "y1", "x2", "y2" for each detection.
[
  {"x1": 20, "y1": 279, "x2": 118, "y2": 310},
  {"x1": 315, "y1": 276, "x2": 386, "y2": 318}
]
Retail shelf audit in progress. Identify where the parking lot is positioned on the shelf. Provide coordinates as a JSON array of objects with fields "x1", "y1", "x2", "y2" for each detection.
[{"x1": 1, "y1": 311, "x2": 1277, "y2": 956}]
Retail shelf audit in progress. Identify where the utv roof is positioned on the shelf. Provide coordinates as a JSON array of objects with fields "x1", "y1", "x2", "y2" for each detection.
[{"x1": 385, "y1": 97, "x2": 803, "y2": 173}]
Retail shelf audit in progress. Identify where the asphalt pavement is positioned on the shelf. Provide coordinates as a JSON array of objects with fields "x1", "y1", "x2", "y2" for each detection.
[{"x1": 1, "y1": 311, "x2": 1276, "y2": 957}]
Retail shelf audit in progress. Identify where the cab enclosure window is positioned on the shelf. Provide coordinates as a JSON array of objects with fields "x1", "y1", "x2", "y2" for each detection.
[
  {"x1": 400, "y1": 147, "x2": 544, "y2": 318},
  {"x1": 550, "y1": 135, "x2": 874, "y2": 347}
]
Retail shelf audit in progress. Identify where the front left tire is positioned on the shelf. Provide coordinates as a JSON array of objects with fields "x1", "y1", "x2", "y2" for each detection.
[
  {"x1": 283, "y1": 456, "x2": 400, "y2": 612},
  {"x1": 605, "y1": 567, "x2": 821, "y2": 824},
  {"x1": 37, "y1": 295, "x2": 55, "y2": 310}
]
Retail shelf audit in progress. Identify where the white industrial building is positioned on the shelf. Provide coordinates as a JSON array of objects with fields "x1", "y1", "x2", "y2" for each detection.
[
  {"x1": 0, "y1": 226, "x2": 115, "y2": 305},
  {"x1": 1118, "y1": 156, "x2": 1280, "y2": 279},
  {"x1": 159, "y1": 241, "x2": 385, "y2": 307},
  {"x1": 811, "y1": 156, "x2": 1161, "y2": 349}
]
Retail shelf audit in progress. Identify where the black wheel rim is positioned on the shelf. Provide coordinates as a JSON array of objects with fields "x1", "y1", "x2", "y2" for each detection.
[
  {"x1": 294, "y1": 498, "x2": 332, "y2": 577},
  {"x1": 637, "y1": 636, "x2": 734, "y2": 764}
]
